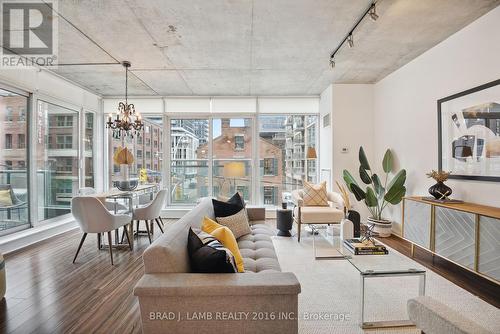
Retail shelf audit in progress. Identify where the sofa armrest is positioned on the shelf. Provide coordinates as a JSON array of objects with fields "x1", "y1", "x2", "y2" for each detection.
[
  {"x1": 134, "y1": 272, "x2": 301, "y2": 297},
  {"x1": 246, "y1": 207, "x2": 265, "y2": 222},
  {"x1": 407, "y1": 296, "x2": 493, "y2": 334}
]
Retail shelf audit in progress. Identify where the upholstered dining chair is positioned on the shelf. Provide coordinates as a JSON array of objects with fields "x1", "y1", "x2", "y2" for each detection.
[
  {"x1": 291, "y1": 189, "x2": 344, "y2": 242},
  {"x1": 132, "y1": 190, "x2": 167, "y2": 244},
  {"x1": 78, "y1": 187, "x2": 129, "y2": 213},
  {"x1": 71, "y1": 196, "x2": 132, "y2": 265}
]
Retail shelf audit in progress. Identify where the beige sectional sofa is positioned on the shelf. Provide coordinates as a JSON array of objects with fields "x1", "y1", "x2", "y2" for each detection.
[{"x1": 134, "y1": 198, "x2": 301, "y2": 334}]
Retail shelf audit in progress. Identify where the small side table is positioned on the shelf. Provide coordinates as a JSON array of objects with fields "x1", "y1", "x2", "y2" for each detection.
[{"x1": 276, "y1": 208, "x2": 293, "y2": 237}]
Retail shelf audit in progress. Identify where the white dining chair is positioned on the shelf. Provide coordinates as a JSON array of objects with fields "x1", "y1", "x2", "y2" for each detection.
[
  {"x1": 71, "y1": 196, "x2": 132, "y2": 265},
  {"x1": 78, "y1": 187, "x2": 129, "y2": 213},
  {"x1": 132, "y1": 190, "x2": 167, "y2": 244}
]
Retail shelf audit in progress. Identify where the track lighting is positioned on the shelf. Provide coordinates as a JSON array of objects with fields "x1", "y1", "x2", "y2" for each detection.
[
  {"x1": 369, "y1": 4, "x2": 379, "y2": 21},
  {"x1": 328, "y1": 2, "x2": 380, "y2": 69},
  {"x1": 347, "y1": 34, "x2": 354, "y2": 48}
]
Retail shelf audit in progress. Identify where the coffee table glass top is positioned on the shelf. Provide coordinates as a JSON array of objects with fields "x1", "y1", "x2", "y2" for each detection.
[{"x1": 310, "y1": 224, "x2": 426, "y2": 275}]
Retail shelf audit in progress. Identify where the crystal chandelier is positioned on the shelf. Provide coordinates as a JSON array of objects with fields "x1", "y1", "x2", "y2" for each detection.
[{"x1": 106, "y1": 61, "x2": 144, "y2": 138}]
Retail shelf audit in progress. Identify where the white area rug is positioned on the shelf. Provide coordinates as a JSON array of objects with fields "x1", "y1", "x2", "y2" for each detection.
[{"x1": 271, "y1": 230, "x2": 500, "y2": 334}]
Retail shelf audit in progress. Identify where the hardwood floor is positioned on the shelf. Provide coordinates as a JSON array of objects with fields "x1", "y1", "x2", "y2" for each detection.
[{"x1": 0, "y1": 220, "x2": 176, "y2": 334}]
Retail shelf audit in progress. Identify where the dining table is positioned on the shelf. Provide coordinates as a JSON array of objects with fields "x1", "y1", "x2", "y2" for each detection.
[{"x1": 92, "y1": 183, "x2": 159, "y2": 250}]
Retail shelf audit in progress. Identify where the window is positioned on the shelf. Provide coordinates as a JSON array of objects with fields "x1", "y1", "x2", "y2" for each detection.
[
  {"x1": 212, "y1": 118, "x2": 253, "y2": 202},
  {"x1": 5, "y1": 107, "x2": 13, "y2": 121},
  {"x1": 137, "y1": 150, "x2": 143, "y2": 158},
  {"x1": 263, "y1": 186, "x2": 276, "y2": 205},
  {"x1": 5, "y1": 134, "x2": 12, "y2": 149},
  {"x1": 84, "y1": 112, "x2": 95, "y2": 187},
  {"x1": 17, "y1": 134, "x2": 25, "y2": 149},
  {"x1": 0, "y1": 89, "x2": 29, "y2": 233},
  {"x1": 56, "y1": 135, "x2": 73, "y2": 149},
  {"x1": 145, "y1": 151, "x2": 151, "y2": 159},
  {"x1": 263, "y1": 158, "x2": 276, "y2": 176},
  {"x1": 258, "y1": 115, "x2": 318, "y2": 206},
  {"x1": 37, "y1": 101, "x2": 78, "y2": 221},
  {"x1": 56, "y1": 115, "x2": 73, "y2": 127},
  {"x1": 19, "y1": 107, "x2": 26, "y2": 121},
  {"x1": 234, "y1": 135, "x2": 244, "y2": 150},
  {"x1": 154, "y1": 140, "x2": 158, "y2": 148},
  {"x1": 137, "y1": 136, "x2": 143, "y2": 145},
  {"x1": 170, "y1": 118, "x2": 209, "y2": 205}
]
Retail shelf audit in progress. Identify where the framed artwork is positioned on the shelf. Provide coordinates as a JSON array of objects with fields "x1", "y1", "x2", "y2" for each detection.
[{"x1": 438, "y1": 79, "x2": 500, "y2": 181}]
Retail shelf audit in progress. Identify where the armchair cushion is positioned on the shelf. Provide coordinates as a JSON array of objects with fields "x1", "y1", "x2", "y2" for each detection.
[
  {"x1": 293, "y1": 206, "x2": 344, "y2": 224},
  {"x1": 302, "y1": 181, "x2": 329, "y2": 206}
]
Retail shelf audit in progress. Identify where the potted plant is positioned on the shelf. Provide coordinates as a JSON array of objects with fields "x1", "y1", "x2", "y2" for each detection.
[{"x1": 343, "y1": 147, "x2": 407, "y2": 237}]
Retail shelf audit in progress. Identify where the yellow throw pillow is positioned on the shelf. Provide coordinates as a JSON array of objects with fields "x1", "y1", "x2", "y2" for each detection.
[
  {"x1": 202, "y1": 216, "x2": 244, "y2": 272},
  {"x1": 303, "y1": 180, "x2": 329, "y2": 206},
  {"x1": 0, "y1": 190, "x2": 13, "y2": 207}
]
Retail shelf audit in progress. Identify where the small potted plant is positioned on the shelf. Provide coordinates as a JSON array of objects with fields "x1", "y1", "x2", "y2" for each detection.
[
  {"x1": 426, "y1": 170, "x2": 452, "y2": 200},
  {"x1": 343, "y1": 147, "x2": 406, "y2": 237}
]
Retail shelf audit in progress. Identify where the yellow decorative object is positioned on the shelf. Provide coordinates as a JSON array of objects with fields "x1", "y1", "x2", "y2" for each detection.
[
  {"x1": 336, "y1": 180, "x2": 351, "y2": 211},
  {"x1": 113, "y1": 147, "x2": 135, "y2": 165},
  {"x1": 202, "y1": 216, "x2": 244, "y2": 272},
  {"x1": 139, "y1": 168, "x2": 148, "y2": 183},
  {"x1": 0, "y1": 190, "x2": 13, "y2": 207}
]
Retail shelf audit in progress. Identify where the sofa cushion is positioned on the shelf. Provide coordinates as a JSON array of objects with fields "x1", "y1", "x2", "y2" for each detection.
[
  {"x1": 294, "y1": 206, "x2": 344, "y2": 223},
  {"x1": 238, "y1": 224, "x2": 281, "y2": 273},
  {"x1": 212, "y1": 193, "x2": 244, "y2": 218},
  {"x1": 187, "y1": 228, "x2": 237, "y2": 273},
  {"x1": 202, "y1": 217, "x2": 245, "y2": 273},
  {"x1": 216, "y1": 208, "x2": 251, "y2": 239}
]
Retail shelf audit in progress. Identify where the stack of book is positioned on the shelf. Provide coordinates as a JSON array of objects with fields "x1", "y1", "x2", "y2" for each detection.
[{"x1": 343, "y1": 238, "x2": 388, "y2": 255}]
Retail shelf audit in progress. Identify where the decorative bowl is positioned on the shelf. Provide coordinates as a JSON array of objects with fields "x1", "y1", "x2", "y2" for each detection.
[{"x1": 114, "y1": 179, "x2": 138, "y2": 191}]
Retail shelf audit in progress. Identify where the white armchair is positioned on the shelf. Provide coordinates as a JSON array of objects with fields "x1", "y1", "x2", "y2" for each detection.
[
  {"x1": 72, "y1": 196, "x2": 132, "y2": 265},
  {"x1": 291, "y1": 189, "x2": 345, "y2": 242}
]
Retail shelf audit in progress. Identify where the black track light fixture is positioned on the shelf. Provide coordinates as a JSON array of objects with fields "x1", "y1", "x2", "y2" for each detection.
[
  {"x1": 369, "y1": 4, "x2": 379, "y2": 21},
  {"x1": 328, "y1": 1, "x2": 380, "y2": 69},
  {"x1": 347, "y1": 34, "x2": 354, "y2": 48}
]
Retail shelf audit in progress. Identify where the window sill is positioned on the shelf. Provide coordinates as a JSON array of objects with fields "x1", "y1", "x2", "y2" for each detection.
[{"x1": 0, "y1": 217, "x2": 78, "y2": 255}]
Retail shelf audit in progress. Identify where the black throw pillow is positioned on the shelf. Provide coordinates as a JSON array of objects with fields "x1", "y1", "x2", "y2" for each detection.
[
  {"x1": 212, "y1": 192, "x2": 245, "y2": 218},
  {"x1": 187, "y1": 228, "x2": 237, "y2": 273}
]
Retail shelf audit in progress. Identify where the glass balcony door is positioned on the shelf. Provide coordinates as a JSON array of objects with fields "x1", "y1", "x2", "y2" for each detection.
[{"x1": 0, "y1": 88, "x2": 30, "y2": 234}]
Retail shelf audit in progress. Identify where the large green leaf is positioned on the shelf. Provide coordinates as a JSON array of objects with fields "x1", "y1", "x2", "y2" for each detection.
[
  {"x1": 359, "y1": 166, "x2": 371, "y2": 184},
  {"x1": 343, "y1": 170, "x2": 359, "y2": 188},
  {"x1": 365, "y1": 187, "x2": 378, "y2": 207},
  {"x1": 349, "y1": 183, "x2": 366, "y2": 201},
  {"x1": 372, "y1": 174, "x2": 384, "y2": 196},
  {"x1": 387, "y1": 169, "x2": 406, "y2": 193},
  {"x1": 359, "y1": 146, "x2": 371, "y2": 171},
  {"x1": 384, "y1": 185, "x2": 406, "y2": 204},
  {"x1": 382, "y1": 149, "x2": 393, "y2": 173}
]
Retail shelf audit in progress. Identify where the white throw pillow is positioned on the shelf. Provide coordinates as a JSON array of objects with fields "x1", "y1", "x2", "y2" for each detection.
[{"x1": 215, "y1": 208, "x2": 251, "y2": 239}]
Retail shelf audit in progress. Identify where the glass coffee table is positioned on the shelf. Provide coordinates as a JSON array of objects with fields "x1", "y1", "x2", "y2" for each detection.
[{"x1": 310, "y1": 224, "x2": 426, "y2": 329}]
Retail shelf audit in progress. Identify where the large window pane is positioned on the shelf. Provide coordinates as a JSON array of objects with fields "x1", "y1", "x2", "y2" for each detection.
[
  {"x1": 84, "y1": 112, "x2": 95, "y2": 187},
  {"x1": 170, "y1": 119, "x2": 209, "y2": 205},
  {"x1": 212, "y1": 118, "x2": 252, "y2": 202},
  {"x1": 0, "y1": 89, "x2": 29, "y2": 232},
  {"x1": 259, "y1": 115, "x2": 318, "y2": 206},
  {"x1": 37, "y1": 101, "x2": 79, "y2": 221}
]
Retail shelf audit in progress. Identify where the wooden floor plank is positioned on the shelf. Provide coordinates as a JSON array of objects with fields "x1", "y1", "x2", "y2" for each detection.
[{"x1": 0, "y1": 220, "x2": 176, "y2": 334}]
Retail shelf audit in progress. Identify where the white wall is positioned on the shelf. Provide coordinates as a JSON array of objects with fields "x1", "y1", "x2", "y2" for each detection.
[
  {"x1": 322, "y1": 84, "x2": 374, "y2": 219},
  {"x1": 374, "y1": 6, "x2": 500, "y2": 234},
  {"x1": 319, "y1": 85, "x2": 333, "y2": 189}
]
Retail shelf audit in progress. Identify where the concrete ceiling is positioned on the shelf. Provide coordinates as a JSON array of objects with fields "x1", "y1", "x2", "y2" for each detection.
[{"x1": 49, "y1": 0, "x2": 499, "y2": 96}]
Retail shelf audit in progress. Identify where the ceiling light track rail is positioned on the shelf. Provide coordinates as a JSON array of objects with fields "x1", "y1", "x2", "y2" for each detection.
[{"x1": 329, "y1": 1, "x2": 379, "y2": 68}]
